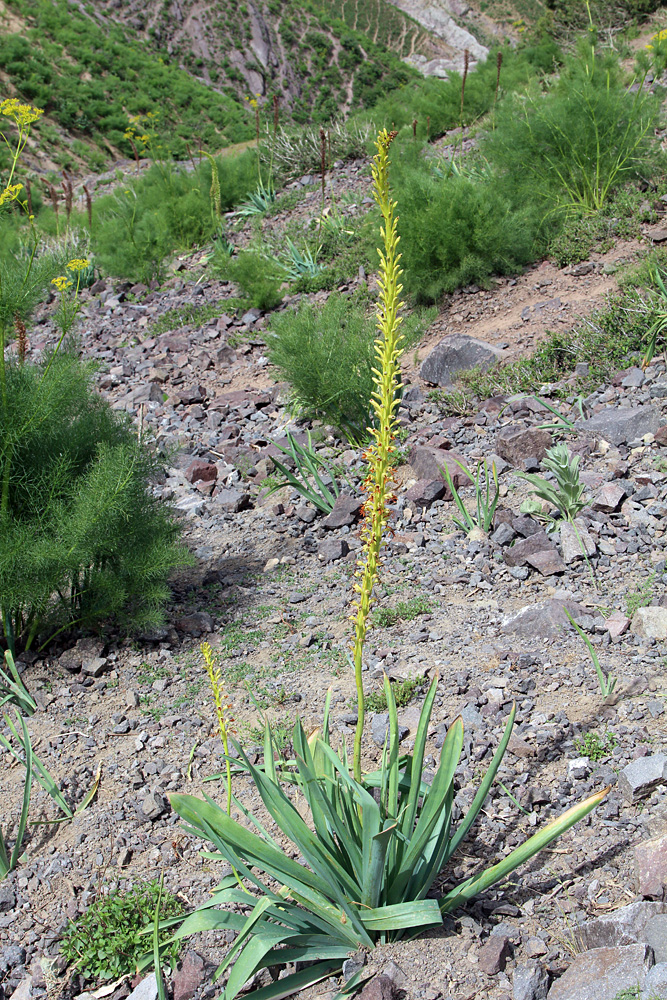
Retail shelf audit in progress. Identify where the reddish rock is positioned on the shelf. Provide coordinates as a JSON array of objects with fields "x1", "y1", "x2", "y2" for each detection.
[
  {"x1": 592, "y1": 482, "x2": 627, "y2": 513},
  {"x1": 477, "y1": 934, "x2": 510, "y2": 976},
  {"x1": 606, "y1": 610, "x2": 630, "y2": 638},
  {"x1": 655, "y1": 425, "x2": 667, "y2": 446},
  {"x1": 636, "y1": 834, "x2": 667, "y2": 898},
  {"x1": 185, "y1": 460, "x2": 218, "y2": 484},
  {"x1": 357, "y1": 975, "x2": 399, "y2": 1000},
  {"x1": 525, "y1": 547, "x2": 566, "y2": 576},
  {"x1": 496, "y1": 426, "x2": 552, "y2": 467},
  {"x1": 503, "y1": 530, "x2": 552, "y2": 567},
  {"x1": 173, "y1": 952, "x2": 206, "y2": 1000},
  {"x1": 405, "y1": 478, "x2": 448, "y2": 508}
]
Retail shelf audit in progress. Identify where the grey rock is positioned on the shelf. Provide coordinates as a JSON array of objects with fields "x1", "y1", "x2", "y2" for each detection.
[
  {"x1": 491, "y1": 522, "x2": 516, "y2": 546},
  {"x1": 9, "y1": 978, "x2": 32, "y2": 1000},
  {"x1": 174, "y1": 611, "x2": 214, "y2": 636},
  {"x1": 321, "y1": 493, "x2": 363, "y2": 529},
  {"x1": 513, "y1": 963, "x2": 548, "y2": 1000},
  {"x1": 618, "y1": 755, "x2": 667, "y2": 803},
  {"x1": 0, "y1": 886, "x2": 16, "y2": 913},
  {"x1": 547, "y1": 944, "x2": 653, "y2": 1000},
  {"x1": 127, "y1": 974, "x2": 159, "y2": 1000},
  {"x1": 214, "y1": 488, "x2": 252, "y2": 513},
  {"x1": 81, "y1": 656, "x2": 108, "y2": 677},
  {"x1": 577, "y1": 406, "x2": 662, "y2": 446},
  {"x1": 342, "y1": 953, "x2": 366, "y2": 981},
  {"x1": 560, "y1": 520, "x2": 596, "y2": 564},
  {"x1": 405, "y1": 478, "x2": 447, "y2": 508},
  {"x1": 622, "y1": 367, "x2": 646, "y2": 388},
  {"x1": 642, "y1": 961, "x2": 667, "y2": 999},
  {"x1": 0, "y1": 945, "x2": 25, "y2": 970},
  {"x1": 295, "y1": 505, "x2": 317, "y2": 524},
  {"x1": 318, "y1": 538, "x2": 349, "y2": 563},
  {"x1": 420, "y1": 334, "x2": 504, "y2": 386},
  {"x1": 371, "y1": 714, "x2": 409, "y2": 746},
  {"x1": 576, "y1": 902, "x2": 667, "y2": 950},
  {"x1": 141, "y1": 790, "x2": 169, "y2": 821},
  {"x1": 501, "y1": 600, "x2": 585, "y2": 639},
  {"x1": 632, "y1": 607, "x2": 667, "y2": 640},
  {"x1": 646, "y1": 916, "x2": 667, "y2": 964}
]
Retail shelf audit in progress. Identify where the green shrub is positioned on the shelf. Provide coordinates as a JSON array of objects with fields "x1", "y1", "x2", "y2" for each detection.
[
  {"x1": 60, "y1": 880, "x2": 184, "y2": 982},
  {"x1": 92, "y1": 154, "x2": 256, "y2": 283},
  {"x1": 221, "y1": 250, "x2": 285, "y2": 311},
  {"x1": 0, "y1": 350, "x2": 191, "y2": 651},
  {"x1": 483, "y1": 44, "x2": 660, "y2": 217},
  {"x1": 267, "y1": 292, "x2": 432, "y2": 441},
  {"x1": 397, "y1": 170, "x2": 537, "y2": 304}
]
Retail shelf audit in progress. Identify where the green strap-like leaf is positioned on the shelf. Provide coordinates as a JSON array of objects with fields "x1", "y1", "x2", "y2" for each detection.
[
  {"x1": 440, "y1": 786, "x2": 609, "y2": 913},
  {"x1": 361, "y1": 898, "x2": 442, "y2": 932},
  {"x1": 445, "y1": 705, "x2": 515, "y2": 863}
]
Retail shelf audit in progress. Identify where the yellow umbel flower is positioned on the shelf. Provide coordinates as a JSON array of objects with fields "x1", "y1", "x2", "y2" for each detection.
[
  {"x1": 51, "y1": 276, "x2": 73, "y2": 292},
  {"x1": 66, "y1": 258, "x2": 90, "y2": 271},
  {"x1": 350, "y1": 128, "x2": 403, "y2": 782},
  {"x1": 201, "y1": 641, "x2": 235, "y2": 815},
  {"x1": 0, "y1": 99, "x2": 43, "y2": 127},
  {"x1": 0, "y1": 183, "x2": 23, "y2": 207}
]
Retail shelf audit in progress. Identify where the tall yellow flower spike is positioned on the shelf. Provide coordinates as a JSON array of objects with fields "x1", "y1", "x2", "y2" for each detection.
[{"x1": 351, "y1": 128, "x2": 403, "y2": 782}]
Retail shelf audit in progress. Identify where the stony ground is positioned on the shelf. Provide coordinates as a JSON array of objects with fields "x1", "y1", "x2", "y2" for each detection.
[{"x1": 4, "y1": 162, "x2": 667, "y2": 1000}]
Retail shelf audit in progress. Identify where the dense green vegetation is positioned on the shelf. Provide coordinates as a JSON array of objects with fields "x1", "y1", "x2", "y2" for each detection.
[{"x1": 0, "y1": 0, "x2": 253, "y2": 165}]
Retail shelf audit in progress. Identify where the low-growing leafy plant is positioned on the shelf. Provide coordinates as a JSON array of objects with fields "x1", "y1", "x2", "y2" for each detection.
[
  {"x1": 373, "y1": 596, "x2": 431, "y2": 627},
  {"x1": 573, "y1": 729, "x2": 618, "y2": 762},
  {"x1": 220, "y1": 250, "x2": 284, "y2": 311},
  {"x1": 366, "y1": 673, "x2": 426, "y2": 712},
  {"x1": 641, "y1": 267, "x2": 667, "y2": 369},
  {"x1": 519, "y1": 443, "x2": 587, "y2": 522},
  {"x1": 442, "y1": 457, "x2": 499, "y2": 533},
  {"x1": 626, "y1": 572, "x2": 655, "y2": 618},
  {"x1": 262, "y1": 431, "x2": 348, "y2": 514},
  {"x1": 566, "y1": 611, "x2": 617, "y2": 699},
  {"x1": 60, "y1": 880, "x2": 184, "y2": 982}
]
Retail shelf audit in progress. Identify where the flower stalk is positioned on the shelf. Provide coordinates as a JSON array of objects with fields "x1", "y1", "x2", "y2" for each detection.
[
  {"x1": 351, "y1": 128, "x2": 403, "y2": 782},
  {"x1": 201, "y1": 641, "x2": 235, "y2": 815}
]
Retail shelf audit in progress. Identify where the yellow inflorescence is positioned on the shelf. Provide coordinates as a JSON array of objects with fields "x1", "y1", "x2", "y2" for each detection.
[
  {"x1": 350, "y1": 128, "x2": 403, "y2": 781},
  {"x1": 647, "y1": 28, "x2": 667, "y2": 49},
  {"x1": 0, "y1": 183, "x2": 23, "y2": 207},
  {"x1": 0, "y1": 99, "x2": 43, "y2": 128},
  {"x1": 66, "y1": 258, "x2": 90, "y2": 271},
  {"x1": 51, "y1": 276, "x2": 73, "y2": 292}
]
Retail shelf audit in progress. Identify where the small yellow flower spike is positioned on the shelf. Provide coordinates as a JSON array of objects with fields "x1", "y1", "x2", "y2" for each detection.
[
  {"x1": 201, "y1": 641, "x2": 235, "y2": 815},
  {"x1": 350, "y1": 129, "x2": 403, "y2": 782},
  {"x1": 0, "y1": 99, "x2": 43, "y2": 127},
  {"x1": 51, "y1": 276, "x2": 73, "y2": 291},
  {"x1": 66, "y1": 258, "x2": 90, "y2": 271},
  {"x1": 0, "y1": 182, "x2": 23, "y2": 206}
]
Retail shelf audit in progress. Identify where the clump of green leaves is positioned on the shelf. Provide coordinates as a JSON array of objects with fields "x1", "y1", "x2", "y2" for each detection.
[
  {"x1": 373, "y1": 597, "x2": 431, "y2": 627},
  {"x1": 442, "y1": 457, "x2": 499, "y2": 533},
  {"x1": 262, "y1": 431, "x2": 348, "y2": 514},
  {"x1": 626, "y1": 572, "x2": 655, "y2": 618},
  {"x1": 218, "y1": 249, "x2": 284, "y2": 311},
  {"x1": 519, "y1": 443, "x2": 587, "y2": 522},
  {"x1": 573, "y1": 729, "x2": 618, "y2": 762},
  {"x1": 60, "y1": 881, "x2": 184, "y2": 982},
  {"x1": 366, "y1": 674, "x2": 426, "y2": 712}
]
